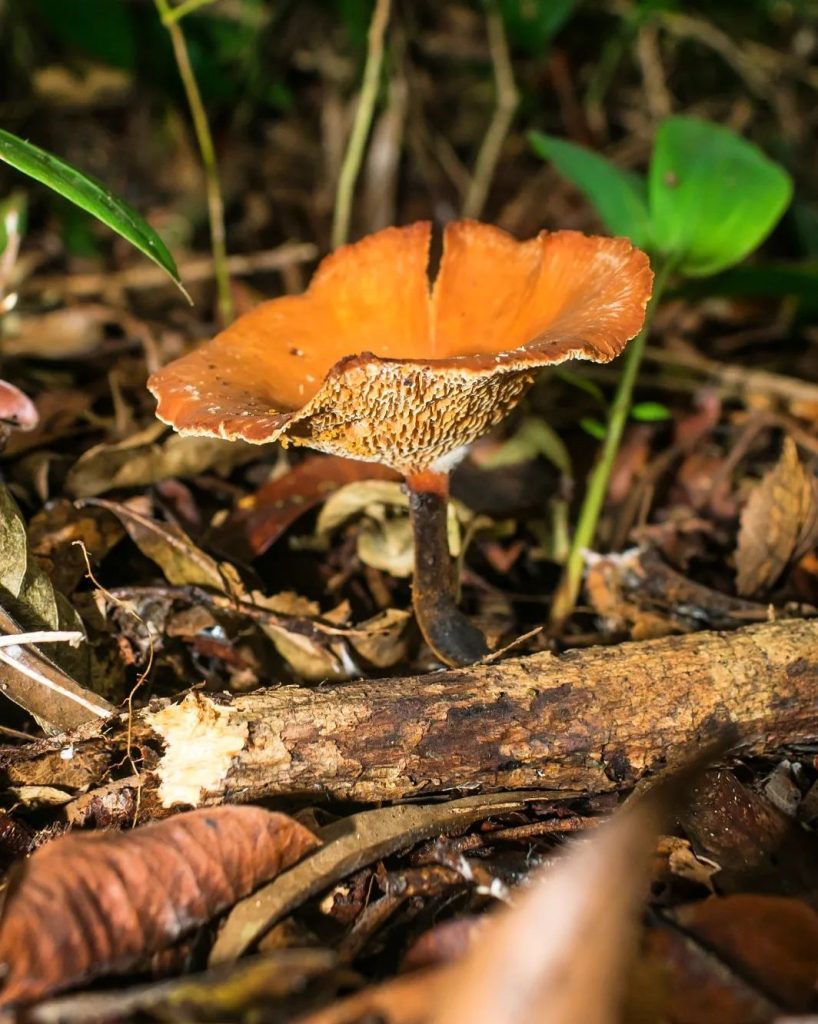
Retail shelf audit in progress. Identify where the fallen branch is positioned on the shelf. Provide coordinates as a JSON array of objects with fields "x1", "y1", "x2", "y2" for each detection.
[{"x1": 2, "y1": 619, "x2": 817, "y2": 811}]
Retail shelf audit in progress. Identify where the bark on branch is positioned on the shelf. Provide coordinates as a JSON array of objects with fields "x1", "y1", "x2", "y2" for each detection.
[{"x1": 3, "y1": 619, "x2": 817, "y2": 815}]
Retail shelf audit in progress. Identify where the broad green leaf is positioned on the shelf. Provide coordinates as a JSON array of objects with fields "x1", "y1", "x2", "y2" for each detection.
[
  {"x1": 631, "y1": 400, "x2": 671, "y2": 422},
  {"x1": 528, "y1": 132, "x2": 652, "y2": 247},
  {"x1": 649, "y1": 116, "x2": 793, "y2": 277},
  {"x1": 0, "y1": 129, "x2": 188, "y2": 298}
]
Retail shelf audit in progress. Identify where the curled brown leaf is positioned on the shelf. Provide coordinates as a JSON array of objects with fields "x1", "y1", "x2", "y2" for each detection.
[
  {"x1": 735, "y1": 437, "x2": 818, "y2": 596},
  {"x1": 0, "y1": 805, "x2": 319, "y2": 1007}
]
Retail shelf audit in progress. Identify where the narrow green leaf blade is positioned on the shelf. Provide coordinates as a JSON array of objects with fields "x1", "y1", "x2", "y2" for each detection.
[
  {"x1": 528, "y1": 131, "x2": 652, "y2": 247},
  {"x1": 0, "y1": 129, "x2": 187, "y2": 297},
  {"x1": 649, "y1": 116, "x2": 793, "y2": 277}
]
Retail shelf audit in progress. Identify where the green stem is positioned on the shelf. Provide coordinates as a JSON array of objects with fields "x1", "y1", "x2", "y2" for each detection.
[
  {"x1": 161, "y1": 0, "x2": 221, "y2": 24},
  {"x1": 550, "y1": 259, "x2": 672, "y2": 626},
  {"x1": 331, "y1": 0, "x2": 391, "y2": 250},
  {"x1": 154, "y1": 0, "x2": 234, "y2": 325}
]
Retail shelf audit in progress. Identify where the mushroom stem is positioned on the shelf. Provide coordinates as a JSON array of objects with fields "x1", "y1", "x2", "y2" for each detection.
[{"x1": 406, "y1": 469, "x2": 489, "y2": 668}]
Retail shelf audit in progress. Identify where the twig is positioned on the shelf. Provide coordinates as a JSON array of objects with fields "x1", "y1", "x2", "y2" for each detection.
[
  {"x1": 25, "y1": 242, "x2": 317, "y2": 299},
  {"x1": 331, "y1": 0, "x2": 391, "y2": 249},
  {"x1": 362, "y1": 32, "x2": 408, "y2": 233},
  {"x1": 462, "y1": 3, "x2": 519, "y2": 220},
  {"x1": 636, "y1": 21, "x2": 672, "y2": 119},
  {"x1": 74, "y1": 542, "x2": 153, "y2": 824},
  {"x1": 14, "y1": 619, "x2": 818, "y2": 811},
  {"x1": 0, "y1": 631, "x2": 84, "y2": 649},
  {"x1": 551, "y1": 260, "x2": 673, "y2": 625},
  {"x1": 0, "y1": 606, "x2": 113, "y2": 731},
  {"x1": 154, "y1": 0, "x2": 234, "y2": 324},
  {"x1": 643, "y1": 345, "x2": 818, "y2": 412}
]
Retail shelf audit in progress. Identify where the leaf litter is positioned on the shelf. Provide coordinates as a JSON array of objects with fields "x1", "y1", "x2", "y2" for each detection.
[{"x1": 1, "y1": 4, "x2": 818, "y2": 1021}]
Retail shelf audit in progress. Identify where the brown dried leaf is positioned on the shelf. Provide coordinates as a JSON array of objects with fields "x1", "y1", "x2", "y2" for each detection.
[
  {"x1": 66, "y1": 422, "x2": 257, "y2": 498},
  {"x1": 83, "y1": 498, "x2": 240, "y2": 595},
  {"x1": 735, "y1": 437, "x2": 818, "y2": 596},
  {"x1": 672, "y1": 894, "x2": 818, "y2": 1011},
  {"x1": 210, "y1": 791, "x2": 560, "y2": 966},
  {"x1": 213, "y1": 454, "x2": 399, "y2": 560},
  {"x1": 428, "y1": 792, "x2": 664, "y2": 1024},
  {"x1": 0, "y1": 805, "x2": 319, "y2": 1007}
]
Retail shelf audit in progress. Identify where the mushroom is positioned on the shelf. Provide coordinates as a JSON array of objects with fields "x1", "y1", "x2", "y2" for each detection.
[{"x1": 149, "y1": 221, "x2": 652, "y2": 667}]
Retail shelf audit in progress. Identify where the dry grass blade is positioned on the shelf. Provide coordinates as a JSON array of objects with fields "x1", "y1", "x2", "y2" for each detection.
[{"x1": 0, "y1": 806, "x2": 319, "y2": 1007}]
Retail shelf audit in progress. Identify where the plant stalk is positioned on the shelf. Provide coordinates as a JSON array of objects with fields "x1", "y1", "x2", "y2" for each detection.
[
  {"x1": 154, "y1": 0, "x2": 234, "y2": 324},
  {"x1": 550, "y1": 259, "x2": 672, "y2": 626},
  {"x1": 406, "y1": 469, "x2": 489, "y2": 668},
  {"x1": 331, "y1": 0, "x2": 391, "y2": 250}
]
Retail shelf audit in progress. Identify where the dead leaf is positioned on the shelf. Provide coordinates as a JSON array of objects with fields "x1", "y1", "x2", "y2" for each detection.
[
  {"x1": 2, "y1": 304, "x2": 110, "y2": 359},
  {"x1": 349, "y1": 608, "x2": 411, "y2": 668},
  {"x1": 83, "y1": 498, "x2": 240, "y2": 595},
  {"x1": 0, "y1": 486, "x2": 89, "y2": 685},
  {"x1": 735, "y1": 437, "x2": 818, "y2": 596},
  {"x1": 67, "y1": 422, "x2": 258, "y2": 498},
  {"x1": 210, "y1": 791, "x2": 564, "y2": 966},
  {"x1": 586, "y1": 546, "x2": 768, "y2": 638},
  {"x1": 295, "y1": 966, "x2": 450, "y2": 1024},
  {"x1": 0, "y1": 805, "x2": 320, "y2": 1007},
  {"x1": 214, "y1": 455, "x2": 400, "y2": 559},
  {"x1": 427, "y1": 791, "x2": 665, "y2": 1024},
  {"x1": 26, "y1": 950, "x2": 347, "y2": 1024},
  {"x1": 672, "y1": 894, "x2": 818, "y2": 1011},
  {"x1": 27, "y1": 499, "x2": 124, "y2": 594},
  {"x1": 317, "y1": 480, "x2": 462, "y2": 578},
  {"x1": 631, "y1": 922, "x2": 776, "y2": 1024},
  {"x1": 681, "y1": 770, "x2": 818, "y2": 902}
]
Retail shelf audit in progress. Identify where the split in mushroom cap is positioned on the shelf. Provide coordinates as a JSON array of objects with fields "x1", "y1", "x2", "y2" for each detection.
[{"x1": 148, "y1": 221, "x2": 653, "y2": 476}]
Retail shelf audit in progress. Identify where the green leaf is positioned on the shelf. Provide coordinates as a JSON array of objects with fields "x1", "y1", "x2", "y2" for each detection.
[
  {"x1": 649, "y1": 116, "x2": 793, "y2": 277},
  {"x1": 556, "y1": 369, "x2": 608, "y2": 408},
  {"x1": 0, "y1": 129, "x2": 188, "y2": 299},
  {"x1": 580, "y1": 417, "x2": 607, "y2": 441},
  {"x1": 485, "y1": 417, "x2": 572, "y2": 476},
  {"x1": 528, "y1": 132, "x2": 652, "y2": 247},
  {"x1": 498, "y1": 0, "x2": 577, "y2": 55},
  {"x1": 631, "y1": 400, "x2": 672, "y2": 422}
]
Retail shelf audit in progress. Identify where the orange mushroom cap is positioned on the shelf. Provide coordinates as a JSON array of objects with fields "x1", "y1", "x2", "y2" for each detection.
[{"x1": 149, "y1": 221, "x2": 653, "y2": 474}]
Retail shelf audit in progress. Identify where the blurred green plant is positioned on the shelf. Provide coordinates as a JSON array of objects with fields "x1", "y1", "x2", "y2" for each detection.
[
  {"x1": 531, "y1": 115, "x2": 793, "y2": 623},
  {"x1": 0, "y1": 129, "x2": 185, "y2": 295},
  {"x1": 154, "y1": 0, "x2": 233, "y2": 324},
  {"x1": 497, "y1": 0, "x2": 578, "y2": 55}
]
